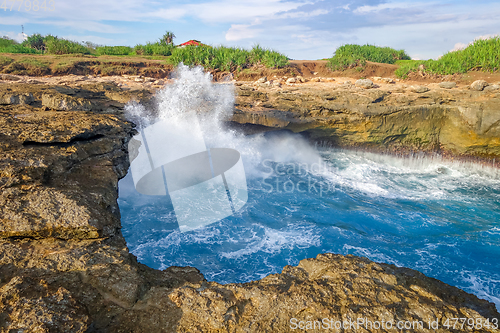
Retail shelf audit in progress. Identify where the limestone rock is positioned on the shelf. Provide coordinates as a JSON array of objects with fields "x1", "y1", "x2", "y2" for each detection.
[
  {"x1": 296, "y1": 75, "x2": 306, "y2": 83},
  {"x1": 484, "y1": 84, "x2": 499, "y2": 92},
  {"x1": 256, "y1": 77, "x2": 267, "y2": 84},
  {"x1": 471, "y1": 80, "x2": 489, "y2": 91},
  {"x1": 0, "y1": 74, "x2": 21, "y2": 81},
  {"x1": 42, "y1": 92, "x2": 93, "y2": 111},
  {"x1": 0, "y1": 277, "x2": 90, "y2": 333},
  {"x1": 0, "y1": 92, "x2": 34, "y2": 105},
  {"x1": 439, "y1": 82, "x2": 457, "y2": 89},
  {"x1": 286, "y1": 77, "x2": 297, "y2": 84},
  {"x1": 170, "y1": 254, "x2": 500, "y2": 332},
  {"x1": 355, "y1": 79, "x2": 374, "y2": 89},
  {"x1": 234, "y1": 80, "x2": 500, "y2": 158},
  {"x1": 411, "y1": 85, "x2": 430, "y2": 93},
  {"x1": 310, "y1": 77, "x2": 321, "y2": 82}
]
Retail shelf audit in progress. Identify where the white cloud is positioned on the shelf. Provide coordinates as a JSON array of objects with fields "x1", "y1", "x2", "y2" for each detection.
[
  {"x1": 147, "y1": 0, "x2": 308, "y2": 24},
  {"x1": 60, "y1": 35, "x2": 116, "y2": 45},
  {"x1": 451, "y1": 42, "x2": 467, "y2": 52},
  {"x1": 32, "y1": 19, "x2": 125, "y2": 34},
  {"x1": 450, "y1": 33, "x2": 499, "y2": 52},
  {"x1": 354, "y1": 2, "x2": 412, "y2": 14},
  {"x1": 0, "y1": 16, "x2": 29, "y2": 25},
  {"x1": 276, "y1": 9, "x2": 330, "y2": 19},
  {"x1": 225, "y1": 23, "x2": 262, "y2": 41},
  {"x1": 0, "y1": 31, "x2": 27, "y2": 42}
]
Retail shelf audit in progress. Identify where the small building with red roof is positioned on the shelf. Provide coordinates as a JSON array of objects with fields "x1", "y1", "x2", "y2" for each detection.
[{"x1": 178, "y1": 40, "x2": 202, "y2": 47}]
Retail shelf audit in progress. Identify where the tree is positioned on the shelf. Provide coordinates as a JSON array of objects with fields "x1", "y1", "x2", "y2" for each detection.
[
  {"x1": 160, "y1": 31, "x2": 176, "y2": 46},
  {"x1": 22, "y1": 33, "x2": 45, "y2": 51}
]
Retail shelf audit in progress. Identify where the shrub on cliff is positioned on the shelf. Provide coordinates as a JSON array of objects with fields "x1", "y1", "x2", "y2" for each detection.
[
  {"x1": 0, "y1": 36, "x2": 18, "y2": 48},
  {"x1": 44, "y1": 36, "x2": 90, "y2": 55},
  {"x1": 133, "y1": 42, "x2": 174, "y2": 56},
  {"x1": 95, "y1": 46, "x2": 133, "y2": 56},
  {"x1": 395, "y1": 36, "x2": 500, "y2": 78},
  {"x1": 328, "y1": 44, "x2": 411, "y2": 70},
  {"x1": 22, "y1": 33, "x2": 45, "y2": 51},
  {"x1": 0, "y1": 44, "x2": 41, "y2": 54},
  {"x1": 1, "y1": 36, "x2": 41, "y2": 54}
]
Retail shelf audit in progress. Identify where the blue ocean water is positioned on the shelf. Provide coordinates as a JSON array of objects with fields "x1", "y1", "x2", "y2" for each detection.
[{"x1": 118, "y1": 135, "x2": 500, "y2": 310}]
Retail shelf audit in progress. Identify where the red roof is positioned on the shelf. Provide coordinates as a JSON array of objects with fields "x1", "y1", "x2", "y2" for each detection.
[{"x1": 179, "y1": 40, "x2": 201, "y2": 46}]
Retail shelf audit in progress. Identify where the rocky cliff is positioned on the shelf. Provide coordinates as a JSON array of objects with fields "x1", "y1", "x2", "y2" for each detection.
[
  {"x1": 0, "y1": 76, "x2": 499, "y2": 332},
  {"x1": 233, "y1": 79, "x2": 500, "y2": 161}
]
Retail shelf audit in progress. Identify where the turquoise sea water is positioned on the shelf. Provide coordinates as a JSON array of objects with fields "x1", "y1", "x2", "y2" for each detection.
[{"x1": 118, "y1": 134, "x2": 500, "y2": 310}]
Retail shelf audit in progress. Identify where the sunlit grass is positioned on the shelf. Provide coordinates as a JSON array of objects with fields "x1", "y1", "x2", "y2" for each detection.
[
  {"x1": 328, "y1": 44, "x2": 411, "y2": 70},
  {"x1": 168, "y1": 44, "x2": 289, "y2": 71},
  {"x1": 395, "y1": 37, "x2": 500, "y2": 78}
]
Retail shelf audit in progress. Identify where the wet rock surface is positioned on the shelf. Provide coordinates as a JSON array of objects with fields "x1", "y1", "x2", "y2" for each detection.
[{"x1": 0, "y1": 76, "x2": 499, "y2": 332}]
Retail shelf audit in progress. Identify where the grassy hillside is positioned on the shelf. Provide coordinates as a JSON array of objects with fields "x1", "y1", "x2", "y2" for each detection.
[
  {"x1": 1, "y1": 34, "x2": 289, "y2": 72},
  {"x1": 168, "y1": 45, "x2": 289, "y2": 71},
  {"x1": 395, "y1": 37, "x2": 500, "y2": 78},
  {"x1": 327, "y1": 44, "x2": 411, "y2": 70}
]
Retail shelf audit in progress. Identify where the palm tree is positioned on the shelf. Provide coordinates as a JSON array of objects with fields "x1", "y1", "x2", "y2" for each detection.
[{"x1": 161, "y1": 31, "x2": 176, "y2": 46}]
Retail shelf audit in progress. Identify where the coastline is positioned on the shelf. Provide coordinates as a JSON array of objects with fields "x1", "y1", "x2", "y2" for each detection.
[{"x1": 1, "y1": 71, "x2": 499, "y2": 331}]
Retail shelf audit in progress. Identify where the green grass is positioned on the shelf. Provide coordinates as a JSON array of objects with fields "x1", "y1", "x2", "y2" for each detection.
[
  {"x1": 3, "y1": 57, "x2": 50, "y2": 75},
  {"x1": 133, "y1": 42, "x2": 175, "y2": 56},
  {"x1": 327, "y1": 44, "x2": 411, "y2": 70},
  {"x1": 168, "y1": 45, "x2": 289, "y2": 71},
  {"x1": 44, "y1": 37, "x2": 90, "y2": 55},
  {"x1": 2, "y1": 33, "x2": 289, "y2": 72},
  {"x1": 0, "y1": 55, "x2": 14, "y2": 68},
  {"x1": 95, "y1": 46, "x2": 133, "y2": 56},
  {"x1": 0, "y1": 37, "x2": 18, "y2": 48},
  {"x1": 0, "y1": 44, "x2": 42, "y2": 54},
  {"x1": 395, "y1": 37, "x2": 500, "y2": 78}
]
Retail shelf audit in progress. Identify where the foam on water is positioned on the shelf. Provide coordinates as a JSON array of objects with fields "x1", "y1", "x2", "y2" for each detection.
[{"x1": 119, "y1": 65, "x2": 500, "y2": 311}]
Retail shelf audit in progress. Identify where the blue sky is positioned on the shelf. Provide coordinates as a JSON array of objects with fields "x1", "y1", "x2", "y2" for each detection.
[{"x1": 1, "y1": 0, "x2": 499, "y2": 60}]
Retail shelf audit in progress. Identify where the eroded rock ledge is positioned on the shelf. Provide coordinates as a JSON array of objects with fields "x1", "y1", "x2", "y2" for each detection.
[
  {"x1": 0, "y1": 78, "x2": 499, "y2": 332},
  {"x1": 232, "y1": 80, "x2": 500, "y2": 161}
]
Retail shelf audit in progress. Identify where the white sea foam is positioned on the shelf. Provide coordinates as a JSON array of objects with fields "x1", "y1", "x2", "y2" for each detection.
[
  {"x1": 220, "y1": 223, "x2": 320, "y2": 259},
  {"x1": 313, "y1": 149, "x2": 500, "y2": 202},
  {"x1": 461, "y1": 271, "x2": 500, "y2": 311},
  {"x1": 342, "y1": 244, "x2": 402, "y2": 266}
]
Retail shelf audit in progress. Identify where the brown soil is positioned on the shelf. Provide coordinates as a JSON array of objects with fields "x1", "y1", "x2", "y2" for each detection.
[
  {"x1": 2, "y1": 53, "x2": 500, "y2": 85},
  {"x1": 0, "y1": 54, "x2": 173, "y2": 78},
  {"x1": 289, "y1": 60, "x2": 399, "y2": 79}
]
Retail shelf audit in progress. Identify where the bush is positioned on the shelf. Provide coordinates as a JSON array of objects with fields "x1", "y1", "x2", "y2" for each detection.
[
  {"x1": 168, "y1": 45, "x2": 289, "y2": 71},
  {"x1": 0, "y1": 37, "x2": 18, "y2": 48},
  {"x1": 0, "y1": 44, "x2": 41, "y2": 54},
  {"x1": 44, "y1": 37, "x2": 90, "y2": 55},
  {"x1": 22, "y1": 33, "x2": 45, "y2": 51},
  {"x1": 328, "y1": 44, "x2": 411, "y2": 70},
  {"x1": 95, "y1": 46, "x2": 133, "y2": 56},
  {"x1": 395, "y1": 37, "x2": 500, "y2": 78},
  {"x1": 134, "y1": 42, "x2": 174, "y2": 56}
]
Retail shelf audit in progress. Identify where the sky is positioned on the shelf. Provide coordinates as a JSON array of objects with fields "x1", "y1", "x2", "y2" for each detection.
[{"x1": 1, "y1": 0, "x2": 499, "y2": 60}]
